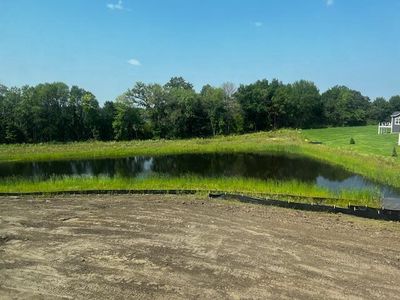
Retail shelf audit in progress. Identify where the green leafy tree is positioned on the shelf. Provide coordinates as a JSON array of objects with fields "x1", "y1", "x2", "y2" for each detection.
[
  {"x1": 201, "y1": 85, "x2": 225, "y2": 136},
  {"x1": 0, "y1": 84, "x2": 7, "y2": 143},
  {"x1": 99, "y1": 101, "x2": 116, "y2": 141},
  {"x1": 166, "y1": 87, "x2": 209, "y2": 138},
  {"x1": 15, "y1": 85, "x2": 36, "y2": 142},
  {"x1": 369, "y1": 97, "x2": 391, "y2": 123},
  {"x1": 322, "y1": 86, "x2": 370, "y2": 126},
  {"x1": 164, "y1": 76, "x2": 194, "y2": 91},
  {"x1": 389, "y1": 95, "x2": 400, "y2": 112},
  {"x1": 128, "y1": 82, "x2": 169, "y2": 138},
  {"x1": 82, "y1": 92, "x2": 100, "y2": 140},
  {"x1": 222, "y1": 83, "x2": 243, "y2": 134},
  {"x1": 270, "y1": 85, "x2": 290, "y2": 129},
  {"x1": 235, "y1": 80, "x2": 270, "y2": 132},
  {"x1": 31, "y1": 82, "x2": 70, "y2": 142},
  {"x1": 2, "y1": 87, "x2": 24, "y2": 143},
  {"x1": 68, "y1": 86, "x2": 86, "y2": 141},
  {"x1": 286, "y1": 80, "x2": 322, "y2": 128},
  {"x1": 113, "y1": 92, "x2": 146, "y2": 140},
  {"x1": 200, "y1": 84, "x2": 243, "y2": 135}
]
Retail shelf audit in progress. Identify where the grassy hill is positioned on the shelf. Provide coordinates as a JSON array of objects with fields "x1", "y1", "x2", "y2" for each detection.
[{"x1": 303, "y1": 125, "x2": 399, "y2": 157}]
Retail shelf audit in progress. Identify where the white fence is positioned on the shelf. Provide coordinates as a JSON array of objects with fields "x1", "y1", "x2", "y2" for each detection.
[{"x1": 378, "y1": 122, "x2": 392, "y2": 134}]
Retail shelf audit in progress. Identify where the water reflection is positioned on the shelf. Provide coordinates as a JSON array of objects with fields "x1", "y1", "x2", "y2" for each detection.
[{"x1": 1, "y1": 153, "x2": 399, "y2": 202}]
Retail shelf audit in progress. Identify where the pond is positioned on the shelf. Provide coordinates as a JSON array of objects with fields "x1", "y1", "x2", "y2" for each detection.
[{"x1": 1, "y1": 153, "x2": 399, "y2": 208}]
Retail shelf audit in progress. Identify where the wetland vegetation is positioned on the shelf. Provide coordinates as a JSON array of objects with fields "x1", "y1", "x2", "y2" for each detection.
[
  {"x1": 0, "y1": 176, "x2": 382, "y2": 208},
  {"x1": 0, "y1": 126, "x2": 399, "y2": 208},
  {"x1": 0, "y1": 126, "x2": 398, "y2": 184}
]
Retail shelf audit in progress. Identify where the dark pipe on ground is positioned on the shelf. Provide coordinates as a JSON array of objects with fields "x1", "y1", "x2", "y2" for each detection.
[{"x1": 0, "y1": 189, "x2": 399, "y2": 221}]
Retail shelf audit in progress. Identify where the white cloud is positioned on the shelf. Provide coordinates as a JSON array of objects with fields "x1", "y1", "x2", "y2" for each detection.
[
  {"x1": 326, "y1": 0, "x2": 334, "y2": 6},
  {"x1": 253, "y1": 21, "x2": 263, "y2": 27},
  {"x1": 128, "y1": 59, "x2": 141, "y2": 66},
  {"x1": 107, "y1": 0, "x2": 123, "y2": 10}
]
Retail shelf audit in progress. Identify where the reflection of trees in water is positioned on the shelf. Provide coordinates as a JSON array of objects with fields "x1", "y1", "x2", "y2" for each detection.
[
  {"x1": 150, "y1": 153, "x2": 353, "y2": 182},
  {"x1": 113, "y1": 157, "x2": 147, "y2": 177},
  {"x1": 0, "y1": 153, "x2": 355, "y2": 183},
  {"x1": 0, "y1": 157, "x2": 152, "y2": 180},
  {"x1": 1, "y1": 153, "x2": 399, "y2": 199},
  {"x1": 0, "y1": 161, "x2": 89, "y2": 180}
]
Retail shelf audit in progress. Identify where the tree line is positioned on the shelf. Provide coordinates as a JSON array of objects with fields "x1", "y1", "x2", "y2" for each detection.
[{"x1": 0, "y1": 77, "x2": 399, "y2": 143}]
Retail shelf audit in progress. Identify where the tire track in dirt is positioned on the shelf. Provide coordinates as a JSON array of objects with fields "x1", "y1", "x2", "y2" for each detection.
[{"x1": 1, "y1": 194, "x2": 400, "y2": 299}]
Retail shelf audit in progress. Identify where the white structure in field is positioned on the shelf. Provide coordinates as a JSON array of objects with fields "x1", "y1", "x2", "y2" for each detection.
[{"x1": 378, "y1": 112, "x2": 400, "y2": 145}]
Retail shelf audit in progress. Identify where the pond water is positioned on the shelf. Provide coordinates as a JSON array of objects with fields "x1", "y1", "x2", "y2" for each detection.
[{"x1": 1, "y1": 153, "x2": 399, "y2": 208}]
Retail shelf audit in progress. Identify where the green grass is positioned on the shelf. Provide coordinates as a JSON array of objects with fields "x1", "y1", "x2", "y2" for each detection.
[
  {"x1": 303, "y1": 125, "x2": 400, "y2": 157},
  {"x1": 0, "y1": 175, "x2": 381, "y2": 208},
  {"x1": 300, "y1": 126, "x2": 400, "y2": 188},
  {"x1": 0, "y1": 126, "x2": 397, "y2": 163},
  {"x1": 0, "y1": 130, "x2": 302, "y2": 163}
]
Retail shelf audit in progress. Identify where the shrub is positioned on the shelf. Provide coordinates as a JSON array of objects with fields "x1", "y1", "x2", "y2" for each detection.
[
  {"x1": 350, "y1": 137, "x2": 355, "y2": 145},
  {"x1": 392, "y1": 147, "x2": 398, "y2": 157}
]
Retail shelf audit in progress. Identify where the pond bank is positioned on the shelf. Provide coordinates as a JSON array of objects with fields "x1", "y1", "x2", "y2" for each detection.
[
  {"x1": 0, "y1": 176, "x2": 381, "y2": 208},
  {"x1": 0, "y1": 127, "x2": 399, "y2": 189}
]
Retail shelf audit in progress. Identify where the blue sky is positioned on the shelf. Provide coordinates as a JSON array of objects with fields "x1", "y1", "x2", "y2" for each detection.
[{"x1": 0, "y1": 0, "x2": 399, "y2": 103}]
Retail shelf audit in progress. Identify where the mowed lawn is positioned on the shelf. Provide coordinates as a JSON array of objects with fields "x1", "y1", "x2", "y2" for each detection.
[{"x1": 303, "y1": 125, "x2": 399, "y2": 157}]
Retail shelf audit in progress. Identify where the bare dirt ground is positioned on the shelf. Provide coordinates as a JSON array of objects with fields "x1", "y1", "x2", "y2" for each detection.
[{"x1": 1, "y1": 194, "x2": 400, "y2": 299}]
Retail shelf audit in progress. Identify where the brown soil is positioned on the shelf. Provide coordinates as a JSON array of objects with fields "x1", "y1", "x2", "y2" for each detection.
[{"x1": 1, "y1": 194, "x2": 400, "y2": 299}]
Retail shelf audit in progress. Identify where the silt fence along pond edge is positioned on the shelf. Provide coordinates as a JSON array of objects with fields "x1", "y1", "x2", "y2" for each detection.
[{"x1": 0, "y1": 189, "x2": 398, "y2": 221}]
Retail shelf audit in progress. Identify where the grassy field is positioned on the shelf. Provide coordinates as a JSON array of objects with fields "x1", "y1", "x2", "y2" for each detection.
[
  {"x1": 301, "y1": 126, "x2": 400, "y2": 188},
  {"x1": 0, "y1": 130, "x2": 303, "y2": 163},
  {"x1": 303, "y1": 126, "x2": 399, "y2": 157},
  {"x1": 0, "y1": 126, "x2": 397, "y2": 163},
  {"x1": 0, "y1": 125, "x2": 399, "y2": 198}
]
